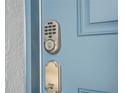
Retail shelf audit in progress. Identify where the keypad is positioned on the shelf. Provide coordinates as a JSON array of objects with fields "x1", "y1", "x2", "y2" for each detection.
[{"x1": 44, "y1": 21, "x2": 57, "y2": 39}]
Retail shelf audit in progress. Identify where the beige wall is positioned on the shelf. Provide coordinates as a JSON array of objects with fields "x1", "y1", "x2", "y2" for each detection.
[{"x1": 5, "y1": 0, "x2": 25, "y2": 93}]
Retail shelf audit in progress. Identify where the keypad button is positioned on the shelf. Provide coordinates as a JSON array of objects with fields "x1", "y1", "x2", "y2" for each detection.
[
  {"x1": 49, "y1": 29, "x2": 52, "y2": 31},
  {"x1": 45, "y1": 26, "x2": 48, "y2": 28},
  {"x1": 53, "y1": 25, "x2": 56, "y2": 27},
  {"x1": 49, "y1": 36, "x2": 52, "y2": 38},
  {"x1": 49, "y1": 32, "x2": 52, "y2": 34},
  {"x1": 53, "y1": 28, "x2": 56, "y2": 31},
  {"x1": 53, "y1": 32, "x2": 56, "y2": 34},
  {"x1": 45, "y1": 33, "x2": 48, "y2": 35}
]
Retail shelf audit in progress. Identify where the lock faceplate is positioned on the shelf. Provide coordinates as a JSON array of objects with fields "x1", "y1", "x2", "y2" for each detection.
[{"x1": 45, "y1": 60, "x2": 61, "y2": 93}]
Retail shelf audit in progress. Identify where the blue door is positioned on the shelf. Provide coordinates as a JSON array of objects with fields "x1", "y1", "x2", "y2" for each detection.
[{"x1": 42, "y1": 0, "x2": 118, "y2": 93}]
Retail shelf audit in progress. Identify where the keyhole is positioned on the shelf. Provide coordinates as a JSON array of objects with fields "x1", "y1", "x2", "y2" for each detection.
[{"x1": 48, "y1": 83, "x2": 54, "y2": 90}]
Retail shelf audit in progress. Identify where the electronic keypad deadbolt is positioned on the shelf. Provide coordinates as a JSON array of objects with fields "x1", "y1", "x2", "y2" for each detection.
[{"x1": 44, "y1": 20, "x2": 61, "y2": 54}]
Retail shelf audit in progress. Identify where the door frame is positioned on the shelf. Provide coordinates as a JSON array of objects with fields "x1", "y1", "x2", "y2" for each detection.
[{"x1": 25, "y1": 0, "x2": 41, "y2": 93}]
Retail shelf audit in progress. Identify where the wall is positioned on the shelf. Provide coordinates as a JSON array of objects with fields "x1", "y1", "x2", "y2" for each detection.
[{"x1": 5, "y1": 0, "x2": 25, "y2": 93}]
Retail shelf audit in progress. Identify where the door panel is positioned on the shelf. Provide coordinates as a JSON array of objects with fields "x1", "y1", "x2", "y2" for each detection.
[
  {"x1": 90, "y1": 0, "x2": 118, "y2": 23},
  {"x1": 42, "y1": 0, "x2": 118, "y2": 93},
  {"x1": 77, "y1": 0, "x2": 117, "y2": 36}
]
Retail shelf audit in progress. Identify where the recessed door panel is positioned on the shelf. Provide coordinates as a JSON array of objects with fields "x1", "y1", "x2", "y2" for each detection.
[
  {"x1": 77, "y1": 0, "x2": 118, "y2": 36},
  {"x1": 90, "y1": 0, "x2": 118, "y2": 23}
]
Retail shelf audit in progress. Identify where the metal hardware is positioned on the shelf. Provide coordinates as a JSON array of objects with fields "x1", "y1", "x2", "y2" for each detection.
[
  {"x1": 44, "y1": 20, "x2": 61, "y2": 54},
  {"x1": 45, "y1": 60, "x2": 61, "y2": 93},
  {"x1": 45, "y1": 39, "x2": 55, "y2": 51}
]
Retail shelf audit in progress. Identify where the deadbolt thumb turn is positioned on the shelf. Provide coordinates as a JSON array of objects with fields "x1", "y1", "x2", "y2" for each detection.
[
  {"x1": 45, "y1": 60, "x2": 61, "y2": 93},
  {"x1": 44, "y1": 20, "x2": 61, "y2": 54}
]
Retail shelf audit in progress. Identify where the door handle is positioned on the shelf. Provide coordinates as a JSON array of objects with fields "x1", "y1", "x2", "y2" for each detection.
[{"x1": 45, "y1": 60, "x2": 61, "y2": 93}]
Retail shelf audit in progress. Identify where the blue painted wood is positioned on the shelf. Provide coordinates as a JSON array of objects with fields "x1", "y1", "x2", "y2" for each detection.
[
  {"x1": 25, "y1": 0, "x2": 40, "y2": 93},
  {"x1": 25, "y1": 0, "x2": 31, "y2": 92},
  {"x1": 90, "y1": 0, "x2": 118, "y2": 23},
  {"x1": 77, "y1": 0, "x2": 118, "y2": 36},
  {"x1": 42, "y1": 0, "x2": 118, "y2": 93}
]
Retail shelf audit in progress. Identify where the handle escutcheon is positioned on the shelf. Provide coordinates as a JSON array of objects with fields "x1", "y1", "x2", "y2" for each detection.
[{"x1": 45, "y1": 60, "x2": 61, "y2": 93}]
